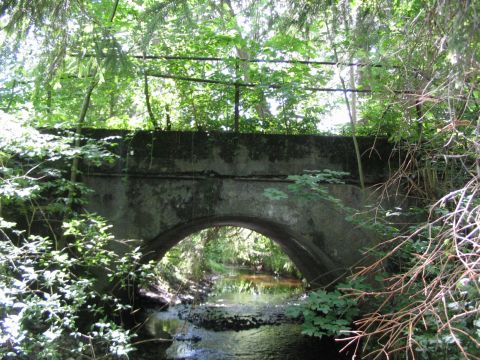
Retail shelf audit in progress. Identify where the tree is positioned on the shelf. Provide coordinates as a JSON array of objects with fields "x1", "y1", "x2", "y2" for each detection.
[{"x1": 1, "y1": 0, "x2": 479, "y2": 358}]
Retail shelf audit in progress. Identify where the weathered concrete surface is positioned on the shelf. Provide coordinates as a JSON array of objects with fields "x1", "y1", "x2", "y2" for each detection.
[{"x1": 81, "y1": 130, "x2": 392, "y2": 286}]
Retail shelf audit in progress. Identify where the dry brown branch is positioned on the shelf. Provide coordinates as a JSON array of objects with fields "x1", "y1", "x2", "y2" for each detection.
[{"x1": 343, "y1": 176, "x2": 480, "y2": 358}]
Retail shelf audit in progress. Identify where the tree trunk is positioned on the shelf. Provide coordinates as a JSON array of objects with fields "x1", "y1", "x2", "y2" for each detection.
[
  {"x1": 69, "y1": 78, "x2": 97, "y2": 185},
  {"x1": 143, "y1": 52, "x2": 159, "y2": 129},
  {"x1": 67, "y1": 0, "x2": 119, "y2": 209},
  {"x1": 325, "y1": 10, "x2": 365, "y2": 190}
]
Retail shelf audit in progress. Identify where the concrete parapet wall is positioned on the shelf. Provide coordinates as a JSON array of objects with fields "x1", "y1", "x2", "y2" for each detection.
[{"x1": 80, "y1": 129, "x2": 392, "y2": 286}]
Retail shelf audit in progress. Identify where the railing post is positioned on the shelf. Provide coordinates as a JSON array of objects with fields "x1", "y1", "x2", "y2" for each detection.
[{"x1": 234, "y1": 59, "x2": 240, "y2": 133}]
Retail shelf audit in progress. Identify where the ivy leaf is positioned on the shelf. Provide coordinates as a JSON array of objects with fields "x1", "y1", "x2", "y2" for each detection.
[{"x1": 264, "y1": 188, "x2": 288, "y2": 200}]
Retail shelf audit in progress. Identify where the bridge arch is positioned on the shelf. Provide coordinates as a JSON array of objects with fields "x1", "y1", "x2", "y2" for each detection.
[
  {"x1": 81, "y1": 130, "x2": 387, "y2": 288},
  {"x1": 142, "y1": 215, "x2": 333, "y2": 285}
]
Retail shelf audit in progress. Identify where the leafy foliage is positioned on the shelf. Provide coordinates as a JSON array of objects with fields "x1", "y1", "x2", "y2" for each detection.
[
  {"x1": 0, "y1": 115, "x2": 154, "y2": 359},
  {"x1": 1, "y1": 0, "x2": 480, "y2": 358},
  {"x1": 0, "y1": 217, "x2": 139, "y2": 359},
  {"x1": 268, "y1": 166, "x2": 480, "y2": 358},
  {"x1": 265, "y1": 170, "x2": 350, "y2": 201},
  {"x1": 288, "y1": 279, "x2": 366, "y2": 338},
  {"x1": 159, "y1": 226, "x2": 301, "y2": 286}
]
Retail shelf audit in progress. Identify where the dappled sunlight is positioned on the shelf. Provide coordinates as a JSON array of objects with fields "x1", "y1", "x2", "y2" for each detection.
[
  {"x1": 2, "y1": 0, "x2": 478, "y2": 358},
  {"x1": 138, "y1": 226, "x2": 337, "y2": 359},
  {"x1": 157, "y1": 226, "x2": 302, "y2": 288}
]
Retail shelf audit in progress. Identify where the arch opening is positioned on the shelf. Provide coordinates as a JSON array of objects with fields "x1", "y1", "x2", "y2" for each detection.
[
  {"x1": 143, "y1": 216, "x2": 333, "y2": 287},
  {"x1": 160, "y1": 226, "x2": 302, "y2": 280},
  {"x1": 150, "y1": 225, "x2": 305, "y2": 304},
  {"x1": 137, "y1": 219, "x2": 347, "y2": 360}
]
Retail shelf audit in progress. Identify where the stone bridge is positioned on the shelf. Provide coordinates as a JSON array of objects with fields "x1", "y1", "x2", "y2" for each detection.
[{"x1": 81, "y1": 129, "x2": 392, "y2": 286}]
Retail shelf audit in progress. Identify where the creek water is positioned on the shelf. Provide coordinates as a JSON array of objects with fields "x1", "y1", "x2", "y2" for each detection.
[{"x1": 137, "y1": 269, "x2": 348, "y2": 359}]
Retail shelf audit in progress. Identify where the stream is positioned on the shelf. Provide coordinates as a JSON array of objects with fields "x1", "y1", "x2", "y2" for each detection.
[{"x1": 137, "y1": 269, "x2": 348, "y2": 359}]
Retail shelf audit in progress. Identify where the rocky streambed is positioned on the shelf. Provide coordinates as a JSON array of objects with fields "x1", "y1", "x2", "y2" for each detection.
[
  {"x1": 157, "y1": 300, "x2": 299, "y2": 333},
  {"x1": 135, "y1": 270, "x2": 348, "y2": 359}
]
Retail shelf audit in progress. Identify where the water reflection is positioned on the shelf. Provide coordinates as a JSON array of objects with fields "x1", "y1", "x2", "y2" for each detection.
[
  {"x1": 207, "y1": 272, "x2": 305, "y2": 307},
  {"x1": 138, "y1": 270, "x2": 346, "y2": 360}
]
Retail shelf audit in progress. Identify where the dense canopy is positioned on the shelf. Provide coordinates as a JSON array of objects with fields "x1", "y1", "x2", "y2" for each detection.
[{"x1": 1, "y1": 0, "x2": 476, "y2": 135}]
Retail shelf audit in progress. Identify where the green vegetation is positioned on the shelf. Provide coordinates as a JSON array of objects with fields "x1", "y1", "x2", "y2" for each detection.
[
  {"x1": 1, "y1": 0, "x2": 479, "y2": 359},
  {"x1": 287, "y1": 278, "x2": 365, "y2": 338},
  {"x1": 0, "y1": 216, "x2": 140, "y2": 359},
  {"x1": 158, "y1": 227, "x2": 300, "y2": 286},
  {"x1": 275, "y1": 165, "x2": 480, "y2": 358},
  {"x1": 0, "y1": 121, "x2": 156, "y2": 358}
]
